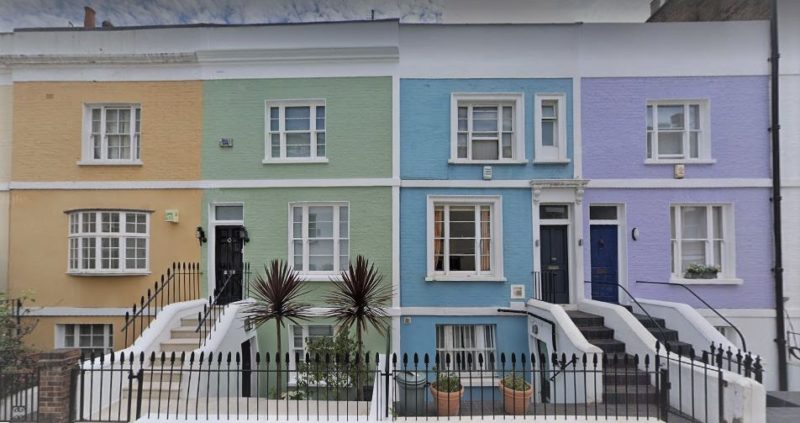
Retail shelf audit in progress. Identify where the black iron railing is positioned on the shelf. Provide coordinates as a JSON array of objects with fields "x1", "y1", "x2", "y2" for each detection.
[
  {"x1": 637, "y1": 280, "x2": 748, "y2": 351},
  {"x1": 0, "y1": 367, "x2": 39, "y2": 422},
  {"x1": 703, "y1": 342, "x2": 763, "y2": 383},
  {"x1": 195, "y1": 264, "x2": 250, "y2": 348},
  {"x1": 584, "y1": 280, "x2": 672, "y2": 346},
  {"x1": 120, "y1": 262, "x2": 201, "y2": 348},
  {"x1": 73, "y1": 342, "x2": 730, "y2": 422},
  {"x1": 533, "y1": 270, "x2": 558, "y2": 303}
]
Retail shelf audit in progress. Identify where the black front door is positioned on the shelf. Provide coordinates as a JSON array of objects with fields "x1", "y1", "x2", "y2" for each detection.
[
  {"x1": 215, "y1": 225, "x2": 244, "y2": 305},
  {"x1": 540, "y1": 225, "x2": 569, "y2": 303},
  {"x1": 590, "y1": 224, "x2": 619, "y2": 303}
]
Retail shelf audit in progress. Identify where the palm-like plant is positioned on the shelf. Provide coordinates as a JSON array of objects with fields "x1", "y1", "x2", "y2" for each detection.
[
  {"x1": 325, "y1": 255, "x2": 393, "y2": 400},
  {"x1": 243, "y1": 259, "x2": 310, "y2": 396}
]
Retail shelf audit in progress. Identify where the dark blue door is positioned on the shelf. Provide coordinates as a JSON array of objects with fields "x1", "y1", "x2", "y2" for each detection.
[{"x1": 590, "y1": 225, "x2": 619, "y2": 303}]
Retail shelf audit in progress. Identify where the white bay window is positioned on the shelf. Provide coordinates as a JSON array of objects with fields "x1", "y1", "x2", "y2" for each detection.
[{"x1": 67, "y1": 210, "x2": 150, "y2": 275}]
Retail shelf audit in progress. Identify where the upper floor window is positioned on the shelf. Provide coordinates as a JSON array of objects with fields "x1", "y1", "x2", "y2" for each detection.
[
  {"x1": 290, "y1": 203, "x2": 349, "y2": 277},
  {"x1": 670, "y1": 205, "x2": 734, "y2": 281},
  {"x1": 647, "y1": 101, "x2": 710, "y2": 163},
  {"x1": 534, "y1": 94, "x2": 568, "y2": 163},
  {"x1": 68, "y1": 210, "x2": 150, "y2": 275},
  {"x1": 427, "y1": 196, "x2": 504, "y2": 281},
  {"x1": 450, "y1": 94, "x2": 525, "y2": 164},
  {"x1": 265, "y1": 100, "x2": 326, "y2": 163},
  {"x1": 82, "y1": 105, "x2": 141, "y2": 165}
]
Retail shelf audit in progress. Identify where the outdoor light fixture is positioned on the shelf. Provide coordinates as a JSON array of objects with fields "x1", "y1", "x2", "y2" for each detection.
[
  {"x1": 238, "y1": 227, "x2": 250, "y2": 244},
  {"x1": 632, "y1": 227, "x2": 640, "y2": 241},
  {"x1": 196, "y1": 226, "x2": 207, "y2": 245}
]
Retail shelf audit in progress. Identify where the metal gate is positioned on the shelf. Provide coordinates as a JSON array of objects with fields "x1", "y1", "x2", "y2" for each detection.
[
  {"x1": 72, "y1": 357, "x2": 143, "y2": 423},
  {"x1": 0, "y1": 368, "x2": 40, "y2": 422}
]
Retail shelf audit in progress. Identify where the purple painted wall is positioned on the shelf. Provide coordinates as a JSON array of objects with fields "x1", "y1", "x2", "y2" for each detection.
[
  {"x1": 582, "y1": 188, "x2": 773, "y2": 309},
  {"x1": 582, "y1": 76, "x2": 769, "y2": 179}
]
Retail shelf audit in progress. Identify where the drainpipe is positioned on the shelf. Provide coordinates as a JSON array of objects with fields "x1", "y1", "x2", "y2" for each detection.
[{"x1": 769, "y1": 0, "x2": 788, "y2": 391}]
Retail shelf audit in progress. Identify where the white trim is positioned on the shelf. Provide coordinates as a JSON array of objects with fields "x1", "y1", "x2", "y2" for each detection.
[
  {"x1": 449, "y1": 93, "x2": 526, "y2": 163},
  {"x1": 391, "y1": 186, "x2": 400, "y2": 309},
  {"x1": 534, "y1": 93, "x2": 568, "y2": 163},
  {"x1": 9, "y1": 178, "x2": 398, "y2": 190},
  {"x1": 572, "y1": 77, "x2": 582, "y2": 179},
  {"x1": 76, "y1": 160, "x2": 144, "y2": 166},
  {"x1": 208, "y1": 201, "x2": 245, "y2": 298},
  {"x1": 644, "y1": 159, "x2": 717, "y2": 165},
  {"x1": 401, "y1": 307, "x2": 527, "y2": 316},
  {"x1": 81, "y1": 104, "x2": 142, "y2": 165},
  {"x1": 403, "y1": 180, "x2": 532, "y2": 188},
  {"x1": 668, "y1": 277, "x2": 743, "y2": 285},
  {"x1": 24, "y1": 307, "x2": 135, "y2": 316},
  {"x1": 426, "y1": 195, "x2": 504, "y2": 280},
  {"x1": 586, "y1": 179, "x2": 771, "y2": 188},
  {"x1": 695, "y1": 309, "x2": 777, "y2": 318},
  {"x1": 0, "y1": 183, "x2": 8, "y2": 192},
  {"x1": 196, "y1": 47, "x2": 399, "y2": 63},
  {"x1": 262, "y1": 158, "x2": 329, "y2": 164}
]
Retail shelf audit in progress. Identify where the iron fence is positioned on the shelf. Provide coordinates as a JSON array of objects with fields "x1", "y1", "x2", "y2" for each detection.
[
  {"x1": 0, "y1": 368, "x2": 39, "y2": 422},
  {"x1": 703, "y1": 342, "x2": 763, "y2": 383},
  {"x1": 72, "y1": 343, "x2": 733, "y2": 422},
  {"x1": 533, "y1": 271, "x2": 558, "y2": 303}
]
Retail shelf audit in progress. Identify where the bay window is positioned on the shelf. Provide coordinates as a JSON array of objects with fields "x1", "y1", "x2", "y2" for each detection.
[{"x1": 67, "y1": 210, "x2": 150, "y2": 274}]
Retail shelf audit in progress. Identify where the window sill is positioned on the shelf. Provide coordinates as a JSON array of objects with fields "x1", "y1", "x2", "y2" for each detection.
[
  {"x1": 298, "y1": 273, "x2": 343, "y2": 282},
  {"x1": 426, "y1": 275, "x2": 506, "y2": 282},
  {"x1": 262, "y1": 158, "x2": 329, "y2": 165},
  {"x1": 77, "y1": 160, "x2": 143, "y2": 166},
  {"x1": 644, "y1": 159, "x2": 716, "y2": 165},
  {"x1": 533, "y1": 158, "x2": 570, "y2": 164},
  {"x1": 67, "y1": 271, "x2": 151, "y2": 277},
  {"x1": 460, "y1": 375, "x2": 500, "y2": 388},
  {"x1": 448, "y1": 159, "x2": 527, "y2": 165},
  {"x1": 669, "y1": 276, "x2": 743, "y2": 285}
]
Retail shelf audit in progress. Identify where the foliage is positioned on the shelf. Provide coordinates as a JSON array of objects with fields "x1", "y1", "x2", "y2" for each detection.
[
  {"x1": 685, "y1": 264, "x2": 720, "y2": 278},
  {"x1": 501, "y1": 374, "x2": 531, "y2": 392},
  {"x1": 324, "y1": 255, "x2": 392, "y2": 400},
  {"x1": 295, "y1": 331, "x2": 369, "y2": 400},
  {"x1": 433, "y1": 371, "x2": 462, "y2": 393},
  {"x1": 242, "y1": 260, "x2": 311, "y2": 397},
  {"x1": 0, "y1": 294, "x2": 37, "y2": 398}
]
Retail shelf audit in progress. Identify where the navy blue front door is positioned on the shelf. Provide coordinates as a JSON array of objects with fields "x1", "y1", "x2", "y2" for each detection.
[{"x1": 590, "y1": 225, "x2": 619, "y2": 303}]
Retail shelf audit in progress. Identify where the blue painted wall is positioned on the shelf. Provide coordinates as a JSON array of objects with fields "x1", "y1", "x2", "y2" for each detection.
[
  {"x1": 400, "y1": 188, "x2": 533, "y2": 307},
  {"x1": 400, "y1": 78, "x2": 574, "y2": 180}
]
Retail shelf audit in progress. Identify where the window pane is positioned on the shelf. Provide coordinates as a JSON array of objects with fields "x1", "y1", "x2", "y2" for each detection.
[
  {"x1": 542, "y1": 121, "x2": 555, "y2": 147},
  {"x1": 457, "y1": 134, "x2": 468, "y2": 158},
  {"x1": 457, "y1": 107, "x2": 468, "y2": 131},
  {"x1": 657, "y1": 132, "x2": 683, "y2": 156},
  {"x1": 712, "y1": 207, "x2": 723, "y2": 238},
  {"x1": 308, "y1": 207, "x2": 333, "y2": 238},
  {"x1": 472, "y1": 139, "x2": 499, "y2": 160},
  {"x1": 101, "y1": 213, "x2": 120, "y2": 233},
  {"x1": 713, "y1": 241, "x2": 723, "y2": 268},
  {"x1": 502, "y1": 106, "x2": 513, "y2": 131},
  {"x1": 646, "y1": 105, "x2": 653, "y2": 130},
  {"x1": 315, "y1": 106, "x2": 325, "y2": 130},
  {"x1": 285, "y1": 107, "x2": 310, "y2": 131},
  {"x1": 339, "y1": 206, "x2": 349, "y2": 237},
  {"x1": 316, "y1": 133, "x2": 325, "y2": 157},
  {"x1": 681, "y1": 240, "x2": 706, "y2": 269},
  {"x1": 646, "y1": 132, "x2": 653, "y2": 159},
  {"x1": 308, "y1": 240, "x2": 334, "y2": 271},
  {"x1": 309, "y1": 325, "x2": 334, "y2": 338},
  {"x1": 101, "y1": 238, "x2": 120, "y2": 269},
  {"x1": 658, "y1": 105, "x2": 684, "y2": 130},
  {"x1": 126, "y1": 238, "x2": 146, "y2": 269},
  {"x1": 540, "y1": 205, "x2": 568, "y2": 220},
  {"x1": 449, "y1": 254, "x2": 475, "y2": 271},
  {"x1": 541, "y1": 103, "x2": 556, "y2": 119},
  {"x1": 215, "y1": 206, "x2": 243, "y2": 221},
  {"x1": 285, "y1": 133, "x2": 311, "y2": 157},
  {"x1": 689, "y1": 132, "x2": 699, "y2": 158},
  {"x1": 501, "y1": 133, "x2": 512, "y2": 158},
  {"x1": 271, "y1": 134, "x2": 280, "y2": 157},
  {"x1": 681, "y1": 206, "x2": 707, "y2": 239},
  {"x1": 339, "y1": 239, "x2": 349, "y2": 270},
  {"x1": 590, "y1": 206, "x2": 617, "y2": 220},
  {"x1": 689, "y1": 105, "x2": 700, "y2": 130},
  {"x1": 293, "y1": 240, "x2": 303, "y2": 269},
  {"x1": 126, "y1": 213, "x2": 146, "y2": 234},
  {"x1": 82, "y1": 237, "x2": 96, "y2": 269},
  {"x1": 471, "y1": 107, "x2": 498, "y2": 132}
]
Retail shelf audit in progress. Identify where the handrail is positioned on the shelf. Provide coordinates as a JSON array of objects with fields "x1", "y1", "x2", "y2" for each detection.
[
  {"x1": 584, "y1": 280, "x2": 672, "y2": 352},
  {"x1": 549, "y1": 355, "x2": 578, "y2": 381},
  {"x1": 637, "y1": 280, "x2": 747, "y2": 351},
  {"x1": 195, "y1": 268, "x2": 239, "y2": 347},
  {"x1": 497, "y1": 308, "x2": 557, "y2": 351},
  {"x1": 120, "y1": 270, "x2": 176, "y2": 333}
]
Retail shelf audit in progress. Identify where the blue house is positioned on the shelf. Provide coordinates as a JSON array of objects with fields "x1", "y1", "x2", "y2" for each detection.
[{"x1": 399, "y1": 76, "x2": 585, "y2": 377}]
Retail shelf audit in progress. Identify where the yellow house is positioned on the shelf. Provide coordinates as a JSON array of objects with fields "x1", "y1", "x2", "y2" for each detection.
[
  {"x1": 0, "y1": 78, "x2": 10, "y2": 294},
  {"x1": 8, "y1": 81, "x2": 203, "y2": 352}
]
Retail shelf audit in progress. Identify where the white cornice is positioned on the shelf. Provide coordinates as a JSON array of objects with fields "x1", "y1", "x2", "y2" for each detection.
[
  {"x1": 196, "y1": 47, "x2": 399, "y2": 63},
  {"x1": 0, "y1": 53, "x2": 197, "y2": 66},
  {"x1": 9, "y1": 178, "x2": 399, "y2": 190},
  {"x1": 587, "y1": 178, "x2": 772, "y2": 189}
]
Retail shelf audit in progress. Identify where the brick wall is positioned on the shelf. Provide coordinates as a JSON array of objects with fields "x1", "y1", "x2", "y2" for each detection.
[{"x1": 37, "y1": 349, "x2": 81, "y2": 423}]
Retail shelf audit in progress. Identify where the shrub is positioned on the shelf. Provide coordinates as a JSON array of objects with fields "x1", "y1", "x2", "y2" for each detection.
[{"x1": 501, "y1": 374, "x2": 531, "y2": 392}]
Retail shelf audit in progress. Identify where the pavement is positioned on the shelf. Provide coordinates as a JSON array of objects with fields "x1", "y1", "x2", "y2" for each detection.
[{"x1": 767, "y1": 391, "x2": 800, "y2": 423}]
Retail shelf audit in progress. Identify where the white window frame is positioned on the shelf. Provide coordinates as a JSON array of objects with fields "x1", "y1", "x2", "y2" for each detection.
[
  {"x1": 80, "y1": 104, "x2": 142, "y2": 165},
  {"x1": 289, "y1": 324, "x2": 336, "y2": 370},
  {"x1": 67, "y1": 210, "x2": 150, "y2": 275},
  {"x1": 288, "y1": 202, "x2": 349, "y2": 281},
  {"x1": 426, "y1": 196, "x2": 504, "y2": 282},
  {"x1": 449, "y1": 93, "x2": 526, "y2": 164},
  {"x1": 670, "y1": 204, "x2": 739, "y2": 284},
  {"x1": 646, "y1": 100, "x2": 712, "y2": 164},
  {"x1": 264, "y1": 99, "x2": 327, "y2": 164},
  {"x1": 534, "y1": 93, "x2": 569, "y2": 163},
  {"x1": 55, "y1": 323, "x2": 114, "y2": 356},
  {"x1": 435, "y1": 324, "x2": 498, "y2": 385}
]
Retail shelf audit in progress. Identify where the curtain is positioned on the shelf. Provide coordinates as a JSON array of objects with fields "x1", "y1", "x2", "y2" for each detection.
[
  {"x1": 434, "y1": 207, "x2": 444, "y2": 271},
  {"x1": 480, "y1": 206, "x2": 491, "y2": 271}
]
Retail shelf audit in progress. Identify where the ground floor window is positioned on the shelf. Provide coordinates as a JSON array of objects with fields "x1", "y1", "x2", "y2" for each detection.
[
  {"x1": 57, "y1": 324, "x2": 113, "y2": 356},
  {"x1": 290, "y1": 324, "x2": 335, "y2": 368},
  {"x1": 670, "y1": 204, "x2": 733, "y2": 279},
  {"x1": 435, "y1": 324, "x2": 496, "y2": 372}
]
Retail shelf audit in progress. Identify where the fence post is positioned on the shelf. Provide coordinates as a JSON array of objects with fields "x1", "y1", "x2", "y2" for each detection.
[
  {"x1": 718, "y1": 369, "x2": 726, "y2": 423},
  {"x1": 37, "y1": 349, "x2": 81, "y2": 423},
  {"x1": 659, "y1": 368, "x2": 670, "y2": 422},
  {"x1": 134, "y1": 369, "x2": 144, "y2": 420}
]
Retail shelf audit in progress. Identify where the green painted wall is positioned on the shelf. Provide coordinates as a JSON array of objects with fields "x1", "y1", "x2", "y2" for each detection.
[
  {"x1": 201, "y1": 187, "x2": 393, "y2": 361},
  {"x1": 202, "y1": 77, "x2": 392, "y2": 180}
]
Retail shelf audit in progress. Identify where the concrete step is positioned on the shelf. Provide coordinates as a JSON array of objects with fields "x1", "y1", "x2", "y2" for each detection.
[
  {"x1": 663, "y1": 341, "x2": 694, "y2": 356},
  {"x1": 602, "y1": 370, "x2": 652, "y2": 385},
  {"x1": 180, "y1": 318, "x2": 201, "y2": 327},
  {"x1": 170, "y1": 326, "x2": 202, "y2": 339},
  {"x1": 579, "y1": 326, "x2": 615, "y2": 340},
  {"x1": 648, "y1": 328, "x2": 680, "y2": 343},
  {"x1": 590, "y1": 339, "x2": 626, "y2": 353},
  {"x1": 566, "y1": 311, "x2": 605, "y2": 327},
  {"x1": 142, "y1": 371, "x2": 182, "y2": 384},
  {"x1": 603, "y1": 385, "x2": 658, "y2": 404},
  {"x1": 633, "y1": 314, "x2": 667, "y2": 330},
  {"x1": 160, "y1": 339, "x2": 199, "y2": 353}
]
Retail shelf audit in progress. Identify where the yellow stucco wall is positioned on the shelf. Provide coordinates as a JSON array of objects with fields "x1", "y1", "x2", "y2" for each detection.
[
  {"x1": 23, "y1": 315, "x2": 127, "y2": 352},
  {"x1": 0, "y1": 84, "x2": 11, "y2": 292},
  {"x1": 8, "y1": 189, "x2": 203, "y2": 308},
  {"x1": 12, "y1": 81, "x2": 202, "y2": 181}
]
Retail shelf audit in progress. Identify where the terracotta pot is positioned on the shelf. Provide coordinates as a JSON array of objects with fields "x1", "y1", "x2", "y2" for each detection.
[
  {"x1": 430, "y1": 384, "x2": 464, "y2": 416},
  {"x1": 499, "y1": 382, "x2": 533, "y2": 415}
]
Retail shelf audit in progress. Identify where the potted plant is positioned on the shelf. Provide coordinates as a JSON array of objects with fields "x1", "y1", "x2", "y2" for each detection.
[
  {"x1": 430, "y1": 370, "x2": 463, "y2": 416},
  {"x1": 325, "y1": 255, "x2": 393, "y2": 401},
  {"x1": 499, "y1": 374, "x2": 533, "y2": 415},
  {"x1": 685, "y1": 264, "x2": 720, "y2": 279},
  {"x1": 242, "y1": 260, "x2": 311, "y2": 398}
]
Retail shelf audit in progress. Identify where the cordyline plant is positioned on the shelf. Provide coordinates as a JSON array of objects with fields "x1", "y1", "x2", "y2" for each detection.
[
  {"x1": 325, "y1": 255, "x2": 393, "y2": 400},
  {"x1": 243, "y1": 260, "x2": 310, "y2": 397}
]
